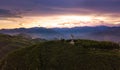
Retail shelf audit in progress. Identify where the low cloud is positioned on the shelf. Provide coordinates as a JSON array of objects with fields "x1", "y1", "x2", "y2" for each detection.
[{"x1": 0, "y1": 9, "x2": 22, "y2": 19}]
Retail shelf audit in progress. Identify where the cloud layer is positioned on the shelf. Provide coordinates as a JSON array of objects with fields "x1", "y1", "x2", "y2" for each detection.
[
  {"x1": 0, "y1": 0, "x2": 120, "y2": 28},
  {"x1": 0, "y1": 0, "x2": 120, "y2": 16}
]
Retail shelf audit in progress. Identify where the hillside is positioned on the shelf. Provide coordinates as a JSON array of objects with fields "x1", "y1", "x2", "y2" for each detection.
[
  {"x1": 0, "y1": 40, "x2": 120, "y2": 70},
  {"x1": 0, "y1": 34, "x2": 34, "y2": 60}
]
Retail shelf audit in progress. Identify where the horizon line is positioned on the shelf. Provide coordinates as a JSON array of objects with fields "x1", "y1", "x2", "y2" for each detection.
[{"x1": 0, "y1": 25, "x2": 120, "y2": 30}]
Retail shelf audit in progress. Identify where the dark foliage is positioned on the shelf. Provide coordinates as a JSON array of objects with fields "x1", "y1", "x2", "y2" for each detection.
[
  {"x1": 0, "y1": 40, "x2": 120, "y2": 70},
  {"x1": 0, "y1": 33, "x2": 34, "y2": 60}
]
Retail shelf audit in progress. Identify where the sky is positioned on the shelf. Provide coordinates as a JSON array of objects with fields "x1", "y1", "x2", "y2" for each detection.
[{"x1": 0, "y1": 0, "x2": 120, "y2": 29}]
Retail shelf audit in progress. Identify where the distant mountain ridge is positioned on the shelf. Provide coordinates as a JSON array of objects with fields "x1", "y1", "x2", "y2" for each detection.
[{"x1": 0, "y1": 26, "x2": 120, "y2": 42}]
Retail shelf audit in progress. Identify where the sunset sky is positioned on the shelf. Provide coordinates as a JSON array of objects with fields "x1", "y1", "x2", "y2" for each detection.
[{"x1": 0, "y1": 0, "x2": 120, "y2": 29}]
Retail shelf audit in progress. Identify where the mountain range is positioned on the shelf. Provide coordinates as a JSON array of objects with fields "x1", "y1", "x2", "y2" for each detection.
[{"x1": 0, "y1": 26, "x2": 120, "y2": 42}]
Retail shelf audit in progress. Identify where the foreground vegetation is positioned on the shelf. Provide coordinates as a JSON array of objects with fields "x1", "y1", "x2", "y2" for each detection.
[
  {"x1": 0, "y1": 40, "x2": 120, "y2": 70},
  {"x1": 0, "y1": 33, "x2": 36, "y2": 60}
]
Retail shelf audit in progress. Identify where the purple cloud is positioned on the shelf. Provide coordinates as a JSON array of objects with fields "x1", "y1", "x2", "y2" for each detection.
[{"x1": 0, "y1": 0, "x2": 120, "y2": 16}]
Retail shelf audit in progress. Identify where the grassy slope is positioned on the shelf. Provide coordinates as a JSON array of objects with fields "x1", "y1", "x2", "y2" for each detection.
[
  {"x1": 0, "y1": 40, "x2": 120, "y2": 70},
  {"x1": 0, "y1": 34, "x2": 34, "y2": 60}
]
